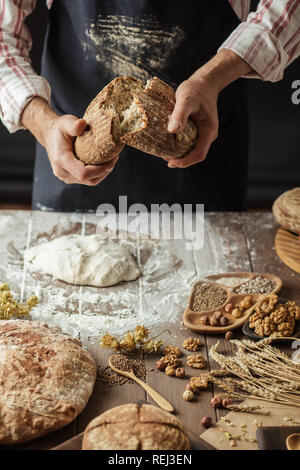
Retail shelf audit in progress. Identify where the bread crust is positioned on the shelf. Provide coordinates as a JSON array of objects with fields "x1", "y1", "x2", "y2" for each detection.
[
  {"x1": 272, "y1": 187, "x2": 300, "y2": 234},
  {"x1": 0, "y1": 321, "x2": 96, "y2": 445},
  {"x1": 82, "y1": 403, "x2": 190, "y2": 450},
  {"x1": 74, "y1": 76, "x2": 197, "y2": 164},
  {"x1": 74, "y1": 77, "x2": 128, "y2": 165}
]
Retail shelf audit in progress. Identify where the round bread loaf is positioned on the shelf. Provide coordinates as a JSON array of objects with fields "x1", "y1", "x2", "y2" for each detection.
[
  {"x1": 74, "y1": 76, "x2": 197, "y2": 164},
  {"x1": 272, "y1": 188, "x2": 300, "y2": 234},
  {"x1": 0, "y1": 321, "x2": 96, "y2": 445},
  {"x1": 82, "y1": 403, "x2": 190, "y2": 450}
]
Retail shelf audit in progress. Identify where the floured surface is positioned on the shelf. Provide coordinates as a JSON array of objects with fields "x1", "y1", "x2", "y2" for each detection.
[{"x1": 0, "y1": 212, "x2": 200, "y2": 342}]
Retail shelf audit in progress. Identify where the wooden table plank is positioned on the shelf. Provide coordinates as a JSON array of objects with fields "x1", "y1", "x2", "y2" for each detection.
[
  {"x1": 0, "y1": 210, "x2": 298, "y2": 449},
  {"x1": 197, "y1": 213, "x2": 253, "y2": 421}
]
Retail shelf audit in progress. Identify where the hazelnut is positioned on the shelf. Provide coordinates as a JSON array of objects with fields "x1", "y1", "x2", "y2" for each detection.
[
  {"x1": 175, "y1": 367, "x2": 185, "y2": 378},
  {"x1": 183, "y1": 390, "x2": 194, "y2": 401},
  {"x1": 213, "y1": 311, "x2": 223, "y2": 321},
  {"x1": 155, "y1": 359, "x2": 165, "y2": 371},
  {"x1": 222, "y1": 398, "x2": 231, "y2": 408},
  {"x1": 201, "y1": 416, "x2": 212, "y2": 429},
  {"x1": 165, "y1": 366, "x2": 175, "y2": 376},
  {"x1": 186, "y1": 382, "x2": 197, "y2": 393},
  {"x1": 200, "y1": 315, "x2": 210, "y2": 325},
  {"x1": 225, "y1": 331, "x2": 234, "y2": 341},
  {"x1": 240, "y1": 296, "x2": 252, "y2": 310},
  {"x1": 219, "y1": 316, "x2": 229, "y2": 326},
  {"x1": 209, "y1": 317, "x2": 218, "y2": 327},
  {"x1": 210, "y1": 396, "x2": 222, "y2": 408},
  {"x1": 225, "y1": 303, "x2": 234, "y2": 313},
  {"x1": 232, "y1": 308, "x2": 242, "y2": 318}
]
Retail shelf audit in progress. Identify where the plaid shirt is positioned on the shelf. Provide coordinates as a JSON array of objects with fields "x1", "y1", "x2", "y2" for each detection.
[{"x1": 1, "y1": 0, "x2": 300, "y2": 132}]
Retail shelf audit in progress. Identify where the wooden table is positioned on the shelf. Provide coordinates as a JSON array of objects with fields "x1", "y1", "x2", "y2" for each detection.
[{"x1": 0, "y1": 210, "x2": 299, "y2": 450}]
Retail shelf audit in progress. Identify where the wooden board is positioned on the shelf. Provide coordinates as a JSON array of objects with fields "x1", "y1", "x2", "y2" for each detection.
[
  {"x1": 200, "y1": 398, "x2": 300, "y2": 450},
  {"x1": 52, "y1": 430, "x2": 216, "y2": 451},
  {"x1": 0, "y1": 210, "x2": 299, "y2": 450},
  {"x1": 275, "y1": 227, "x2": 300, "y2": 274},
  {"x1": 183, "y1": 272, "x2": 282, "y2": 334}
]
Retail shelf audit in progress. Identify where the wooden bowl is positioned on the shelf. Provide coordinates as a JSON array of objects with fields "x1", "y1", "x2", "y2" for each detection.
[{"x1": 183, "y1": 272, "x2": 282, "y2": 334}]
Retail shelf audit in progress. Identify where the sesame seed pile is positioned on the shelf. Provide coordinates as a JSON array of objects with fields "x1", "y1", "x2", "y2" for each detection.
[{"x1": 234, "y1": 276, "x2": 276, "y2": 295}]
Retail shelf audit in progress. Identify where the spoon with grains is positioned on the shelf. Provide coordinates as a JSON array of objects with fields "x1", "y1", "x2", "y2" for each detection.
[{"x1": 108, "y1": 354, "x2": 174, "y2": 413}]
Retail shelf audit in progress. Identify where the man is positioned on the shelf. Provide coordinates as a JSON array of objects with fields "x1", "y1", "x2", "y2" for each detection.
[{"x1": 1, "y1": 1, "x2": 300, "y2": 211}]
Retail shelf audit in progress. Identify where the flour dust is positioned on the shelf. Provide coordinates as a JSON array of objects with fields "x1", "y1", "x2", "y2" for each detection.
[{"x1": 82, "y1": 15, "x2": 185, "y2": 85}]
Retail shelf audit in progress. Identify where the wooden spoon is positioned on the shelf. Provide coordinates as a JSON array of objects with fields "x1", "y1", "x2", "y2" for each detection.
[
  {"x1": 108, "y1": 355, "x2": 174, "y2": 413},
  {"x1": 286, "y1": 433, "x2": 300, "y2": 450}
]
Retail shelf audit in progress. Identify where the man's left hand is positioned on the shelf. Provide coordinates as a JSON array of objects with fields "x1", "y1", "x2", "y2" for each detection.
[{"x1": 167, "y1": 77, "x2": 219, "y2": 168}]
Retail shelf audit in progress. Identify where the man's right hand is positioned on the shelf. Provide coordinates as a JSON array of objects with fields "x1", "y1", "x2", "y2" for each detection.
[{"x1": 21, "y1": 97, "x2": 118, "y2": 186}]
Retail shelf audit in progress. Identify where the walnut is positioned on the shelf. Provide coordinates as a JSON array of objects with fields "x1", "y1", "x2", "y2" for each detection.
[
  {"x1": 190, "y1": 376, "x2": 208, "y2": 390},
  {"x1": 187, "y1": 354, "x2": 206, "y2": 369},
  {"x1": 162, "y1": 345, "x2": 182, "y2": 357},
  {"x1": 255, "y1": 294, "x2": 278, "y2": 315},
  {"x1": 249, "y1": 295, "x2": 297, "y2": 337},
  {"x1": 286, "y1": 301, "x2": 300, "y2": 320},
  {"x1": 182, "y1": 337, "x2": 201, "y2": 352},
  {"x1": 162, "y1": 354, "x2": 181, "y2": 368}
]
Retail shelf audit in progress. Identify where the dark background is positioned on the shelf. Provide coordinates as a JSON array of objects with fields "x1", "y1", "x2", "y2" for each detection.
[{"x1": 0, "y1": 2, "x2": 299, "y2": 209}]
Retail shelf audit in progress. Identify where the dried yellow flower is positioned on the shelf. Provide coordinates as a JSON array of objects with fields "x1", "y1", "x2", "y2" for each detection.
[
  {"x1": 120, "y1": 332, "x2": 136, "y2": 351},
  {"x1": 0, "y1": 283, "x2": 38, "y2": 320},
  {"x1": 100, "y1": 325, "x2": 164, "y2": 354},
  {"x1": 133, "y1": 325, "x2": 149, "y2": 342},
  {"x1": 100, "y1": 333, "x2": 121, "y2": 350}
]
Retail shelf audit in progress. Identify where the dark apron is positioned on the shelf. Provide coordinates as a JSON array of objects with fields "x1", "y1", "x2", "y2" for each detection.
[{"x1": 33, "y1": 0, "x2": 248, "y2": 212}]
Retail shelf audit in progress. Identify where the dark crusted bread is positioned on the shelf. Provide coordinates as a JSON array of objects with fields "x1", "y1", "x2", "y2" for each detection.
[
  {"x1": 75, "y1": 76, "x2": 197, "y2": 164},
  {"x1": 0, "y1": 321, "x2": 96, "y2": 445},
  {"x1": 272, "y1": 188, "x2": 300, "y2": 234},
  {"x1": 82, "y1": 403, "x2": 191, "y2": 450}
]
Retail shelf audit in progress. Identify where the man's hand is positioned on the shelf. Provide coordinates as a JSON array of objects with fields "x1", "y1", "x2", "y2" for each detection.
[
  {"x1": 167, "y1": 50, "x2": 252, "y2": 169},
  {"x1": 167, "y1": 78, "x2": 219, "y2": 168},
  {"x1": 21, "y1": 97, "x2": 118, "y2": 185}
]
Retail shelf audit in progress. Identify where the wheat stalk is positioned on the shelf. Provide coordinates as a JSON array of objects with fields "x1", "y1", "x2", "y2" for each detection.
[{"x1": 209, "y1": 339, "x2": 300, "y2": 409}]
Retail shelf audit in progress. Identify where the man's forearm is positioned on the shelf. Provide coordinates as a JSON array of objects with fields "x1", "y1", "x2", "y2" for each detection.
[
  {"x1": 190, "y1": 49, "x2": 252, "y2": 92},
  {"x1": 21, "y1": 97, "x2": 58, "y2": 148}
]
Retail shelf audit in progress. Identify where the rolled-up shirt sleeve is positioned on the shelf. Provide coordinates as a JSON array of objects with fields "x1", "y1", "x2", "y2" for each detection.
[
  {"x1": 220, "y1": 0, "x2": 300, "y2": 82},
  {"x1": 0, "y1": 0, "x2": 51, "y2": 133}
]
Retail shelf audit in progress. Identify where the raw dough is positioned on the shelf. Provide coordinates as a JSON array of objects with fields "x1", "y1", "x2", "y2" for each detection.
[{"x1": 25, "y1": 235, "x2": 141, "y2": 287}]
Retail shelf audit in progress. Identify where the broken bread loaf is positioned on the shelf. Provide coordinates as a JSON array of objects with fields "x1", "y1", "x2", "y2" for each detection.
[{"x1": 74, "y1": 76, "x2": 197, "y2": 164}]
